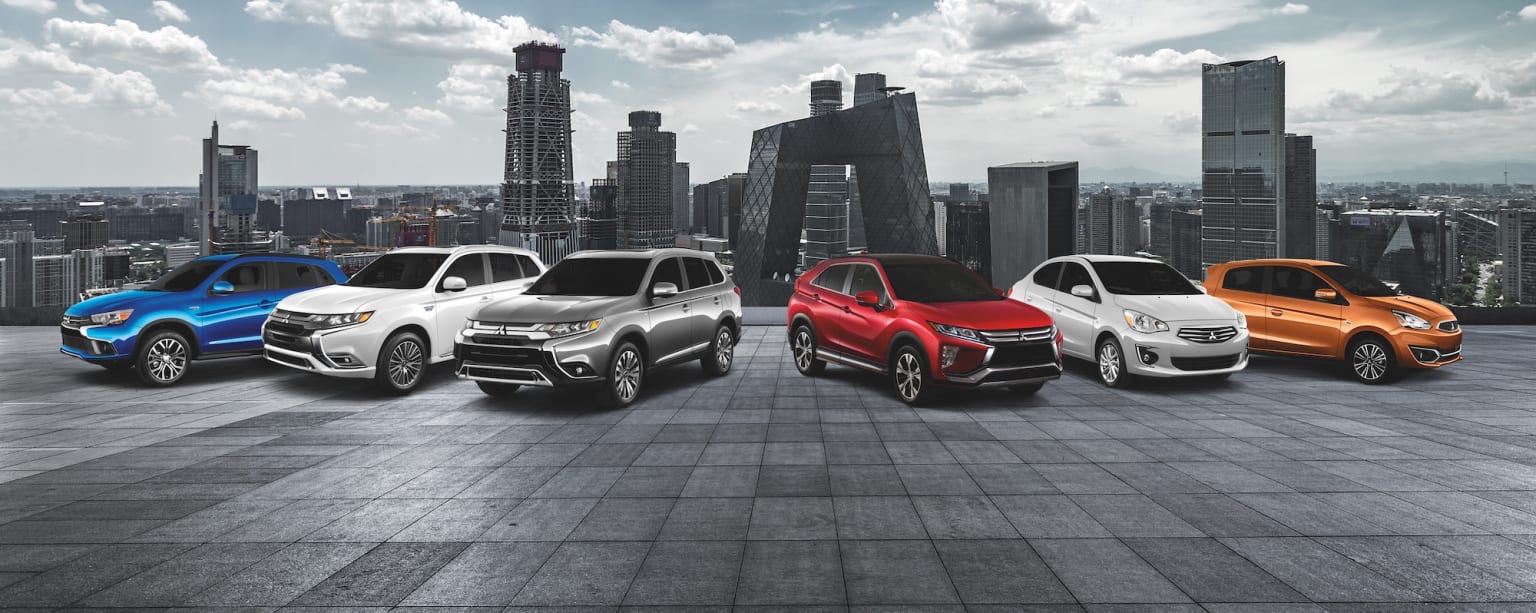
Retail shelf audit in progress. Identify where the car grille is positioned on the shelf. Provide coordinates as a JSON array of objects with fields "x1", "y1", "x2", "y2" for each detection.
[
  {"x1": 458, "y1": 342, "x2": 546, "y2": 367},
  {"x1": 1438, "y1": 320, "x2": 1460, "y2": 332},
  {"x1": 263, "y1": 320, "x2": 313, "y2": 353},
  {"x1": 1177, "y1": 326, "x2": 1239, "y2": 344},
  {"x1": 979, "y1": 326, "x2": 1055, "y2": 344},
  {"x1": 1171, "y1": 354, "x2": 1243, "y2": 371},
  {"x1": 989, "y1": 343, "x2": 1059, "y2": 367},
  {"x1": 61, "y1": 327, "x2": 96, "y2": 353},
  {"x1": 60, "y1": 314, "x2": 91, "y2": 329}
]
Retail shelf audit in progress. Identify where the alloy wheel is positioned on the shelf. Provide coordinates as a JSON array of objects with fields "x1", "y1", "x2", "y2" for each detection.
[
  {"x1": 895, "y1": 352, "x2": 923, "y2": 401},
  {"x1": 614, "y1": 348, "x2": 642, "y2": 402},
  {"x1": 1353, "y1": 342, "x2": 1388, "y2": 381},
  {"x1": 715, "y1": 328, "x2": 734, "y2": 370},
  {"x1": 793, "y1": 329, "x2": 814, "y2": 370},
  {"x1": 147, "y1": 337, "x2": 186, "y2": 383},
  {"x1": 387, "y1": 339, "x2": 424, "y2": 388},
  {"x1": 1099, "y1": 342, "x2": 1121, "y2": 385}
]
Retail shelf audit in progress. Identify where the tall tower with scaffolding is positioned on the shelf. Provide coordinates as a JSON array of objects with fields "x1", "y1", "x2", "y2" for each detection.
[{"x1": 499, "y1": 42, "x2": 575, "y2": 264}]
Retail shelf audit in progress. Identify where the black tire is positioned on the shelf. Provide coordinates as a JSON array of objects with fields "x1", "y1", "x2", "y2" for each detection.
[
  {"x1": 135, "y1": 329, "x2": 190, "y2": 387},
  {"x1": 1096, "y1": 337, "x2": 1131, "y2": 388},
  {"x1": 476, "y1": 381, "x2": 520, "y2": 397},
  {"x1": 1347, "y1": 335, "x2": 1397, "y2": 385},
  {"x1": 375, "y1": 331, "x2": 428, "y2": 395},
  {"x1": 890, "y1": 344, "x2": 934, "y2": 406},
  {"x1": 599, "y1": 341, "x2": 645, "y2": 408},
  {"x1": 790, "y1": 323, "x2": 826, "y2": 376},
  {"x1": 1010, "y1": 382, "x2": 1045, "y2": 395},
  {"x1": 98, "y1": 359, "x2": 135, "y2": 372},
  {"x1": 700, "y1": 323, "x2": 735, "y2": 376}
]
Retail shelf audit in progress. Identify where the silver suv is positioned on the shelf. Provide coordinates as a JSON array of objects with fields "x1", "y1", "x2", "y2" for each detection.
[{"x1": 454, "y1": 248, "x2": 743, "y2": 407}]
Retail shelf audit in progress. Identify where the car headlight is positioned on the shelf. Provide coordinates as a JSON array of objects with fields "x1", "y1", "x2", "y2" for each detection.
[
  {"x1": 1392, "y1": 310, "x2": 1431, "y2": 330},
  {"x1": 1235, "y1": 312, "x2": 1248, "y2": 330},
  {"x1": 536, "y1": 320, "x2": 602, "y2": 337},
  {"x1": 312, "y1": 311, "x2": 373, "y2": 328},
  {"x1": 90, "y1": 309, "x2": 133, "y2": 325},
  {"x1": 1123, "y1": 309, "x2": 1170, "y2": 334},
  {"x1": 930, "y1": 321, "x2": 982, "y2": 342}
]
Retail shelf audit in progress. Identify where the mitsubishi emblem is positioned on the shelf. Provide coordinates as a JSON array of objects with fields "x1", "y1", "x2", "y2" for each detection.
[{"x1": 1208, "y1": 331, "x2": 1219, "y2": 342}]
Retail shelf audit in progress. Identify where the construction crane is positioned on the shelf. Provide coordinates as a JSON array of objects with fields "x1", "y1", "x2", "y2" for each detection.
[{"x1": 314, "y1": 229, "x2": 354, "y2": 259}]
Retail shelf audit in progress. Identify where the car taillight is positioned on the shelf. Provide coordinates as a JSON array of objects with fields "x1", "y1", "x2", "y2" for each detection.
[
  {"x1": 734, "y1": 286, "x2": 741, "y2": 297},
  {"x1": 1005, "y1": 287, "x2": 1012, "y2": 297}
]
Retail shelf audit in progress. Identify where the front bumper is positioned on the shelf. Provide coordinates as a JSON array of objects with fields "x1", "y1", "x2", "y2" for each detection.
[
  {"x1": 1389, "y1": 328, "x2": 1462, "y2": 368},
  {"x1": 935, "y1": 337, "x2": 1063, "y2": 388},
  {"x1": 1122, "y1": 325, "x2": 1251, "y2": 378},
  {"x1": 59, "y1": 322, "x2": 134, "y2": 362},
  {"x1": 454, "y1": 327, "x2": 610, "y2": 388},
  {"x1": 261, "y1": 320, "x2": 377, "y2": 379}
]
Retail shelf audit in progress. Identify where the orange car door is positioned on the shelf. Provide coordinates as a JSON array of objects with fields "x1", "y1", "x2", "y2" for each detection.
[
  {"x1": 1214, "y1": 266, "x2": 1270, "y2": 350},
  {"x1": 1264, "y1": 266, "x2": 1344, "y2": 357}
]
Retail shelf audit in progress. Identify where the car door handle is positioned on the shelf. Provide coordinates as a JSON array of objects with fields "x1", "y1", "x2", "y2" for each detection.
[
  {"x1": 713, "y1": 296, "x2": 721, "y2": 304},
  {"x1": 841, "y1": 305, "x2": 851, "y2": 313},
  {"x1": 480, "y1": 295, "x2": 492, "y2": 302},
  {"x1": 1270, "y1": 308, "x2": 1283, "y2": 316},
  {"x1": 811, "y1": 293, "x2": 822, "y2": 302}
]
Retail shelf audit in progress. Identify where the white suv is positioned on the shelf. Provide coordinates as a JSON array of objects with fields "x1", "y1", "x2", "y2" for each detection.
[
  {"x1": 1011, "y1": 255, "x2": 1249, "y2": 387},
  {"x1": 263, "y1": 245, "x2": 546, "y2": 394}
]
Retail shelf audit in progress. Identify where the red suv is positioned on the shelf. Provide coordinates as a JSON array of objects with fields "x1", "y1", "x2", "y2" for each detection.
[{"x1": 788, "y1": 254, "x2": 1063, "y2": 404}]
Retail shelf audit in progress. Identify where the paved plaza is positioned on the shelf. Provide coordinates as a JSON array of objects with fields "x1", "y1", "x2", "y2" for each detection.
[{"x1": 4, "y1": 324, "x2": 1536, "y2": 611}]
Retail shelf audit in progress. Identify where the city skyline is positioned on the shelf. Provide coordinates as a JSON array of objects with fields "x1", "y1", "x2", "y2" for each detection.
[{"x1": 0, "y1": 0, "x2": 1534, "y2": 187}]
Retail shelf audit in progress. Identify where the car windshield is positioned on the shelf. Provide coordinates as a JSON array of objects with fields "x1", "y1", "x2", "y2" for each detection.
[
  {"x1": 145, "y1": 259, "x2": 223, "y2": 292},
  {"x1": 1092, "y1": 261, "x2": 1202, "y2": 295},
  {"x1": 526, "y1": 257, "x2": 650, "y2": 296},
  {"x1": 1316, "y1": 264, "x2": 1398, "y2": 297},
  {"x1": 345, "y1": 253, "x2": 448, "y2": 289},
  {"x1": 882, "y1": 259, "x2": 1002, "y2": 303}
]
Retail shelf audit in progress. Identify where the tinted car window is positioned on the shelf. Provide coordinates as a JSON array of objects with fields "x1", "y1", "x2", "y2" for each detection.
[
  {"x1": 1316, "y1": 265, "x2": 1396, "y2": 297},
  {"x1": 216, "y1": 263, "x2": 267, "y2": 294},
  {"x1": 517, "y1": 255, "x2": 541, "y2": 278},
  {"x1": 442, "y1": 254, "x2": 487, "y2": 288},
  {"x1": 882, "y1": 259, "x2": 1000, "y2": 303},
  {"x1": 683, "y1": 257, "x2": 712, "y2": 290},
  {"x1": 347, "y1": 253, "x2": 448, "y2": 289},
  {"x1": 1222, "y1": 266, "x2": 1266, "y2": 293},
  {"x1": 847, "y1": 264, "x2": 888, "y2": 301},
  {"x1": 489, "y1": 253, "x2": 524, "y2": 283},
  {"x1": 650, "y1": 257, "x2": 684, "y2": 290},
  {"x1": 527, "y1": 257, "x2": 649, "y2": 296},
  {"x1": 147, "y1": 259, "x2": 222, "y2": 292},
  {"x1": 705, "y1": 259, "x2": 725, "y2": 285},
  {"x1": 275, "y1": 262, "x2": 329, "y2": 289},
  {"x1": 1092, "y1": 261, "x2": 1200, "y2": 295},
  {"x1": 1270, "y1": 267, "x2": 1330, "y2": 300},
  {"x1": 1032, "y1": 262, "x2": 1063, "y2": 289},
  {"x1": 811, "y1": 264, "x2": 850, "y2": 293},
  {"x1": 1058, "y1": 262, "x2": 1096, "y2": 297}
]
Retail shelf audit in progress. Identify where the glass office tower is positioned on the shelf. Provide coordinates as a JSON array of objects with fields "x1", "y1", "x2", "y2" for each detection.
[{"x1": 1201, "y1": 57, "x2": 1286, "y2": 264}]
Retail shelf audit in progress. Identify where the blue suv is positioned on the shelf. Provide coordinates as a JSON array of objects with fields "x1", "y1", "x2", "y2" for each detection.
[{"x1": 61, "y1": 253, "x2": 347, "y2": 386}]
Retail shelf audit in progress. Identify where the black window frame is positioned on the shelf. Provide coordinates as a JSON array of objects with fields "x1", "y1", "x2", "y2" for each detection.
[
  {"x1": 649, "y1": 257, "x2": 685, "y2": 292},
  {"x1": 811, "y1": 264, "x2": 851, "y2": 294},
  {"x1": 1032, "y1": 262, "x2": 1064, "y2": 290},
  {"x1": 1268, "y1": 266, "x2": 1334, "y2": 302},
  {"x1": 488, "y1": 252, "x2": 525, "y2": 284},
  {"x1": 846, "y1": 263, "x2": 889, "y2": 302},
  {"x1": 1056, "y1": 261, "x2": 1099, "y2": 302},
  {"x1": 274, "y1": 260, "x2": 331, "y2": 290},
  {"x1": 705, "y1": 259, "x2": 725, "y2": 285},
  {"x1": 516, "y1": 254, "x2": 541, "y2": 278}
]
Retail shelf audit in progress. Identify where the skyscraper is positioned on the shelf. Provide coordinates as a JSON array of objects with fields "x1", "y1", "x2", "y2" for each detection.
[
  {"x1": 803, "y1": 79, "x2": 850, "y2": 269},
  {"x1": 945, "y1": 201, "x2": 990, "y2": 279},
  {"x1": 1284, "y1": 133, "x2": 1317, "y2": 259},
  {"x1": 1170, "y1": 209, "x2": 1203, "y2": 278},
  {"x1": 672, "y1": 162, "x2": 690, "y2": 234},
  {"x1": 986, "y1": 162, "x2": 1079, "y2": 287},
  {"x1": 1501, "y1": 209, "x2": 1536, "y2": 304},
  {"x1": 1200, "y1": 57, "x2": 1286, "y2": 264},
  {"x1": 500, "y1": 42, "x2": 575, "y2": 264},
  {"x1": 582, "y1": 179, "x2": 618, "y2": 251},
  {"x1": 615, "y1": 111, "x2": 677, "y2": 250},
  {"x1": 1336, "y1": 210, "x2": 1450, "y2": 300},
  {"x1": 199, "y1": 121, "x2": 258, "y2": 256},
  {"x1": 62, "y1": 215, "x2": 109, "y2": 251}
]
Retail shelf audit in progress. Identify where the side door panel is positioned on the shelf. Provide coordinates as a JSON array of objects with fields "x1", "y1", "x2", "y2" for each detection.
[
  {"x1": 1265, "y1": 266, "x2": 1344, "y2": 357},
  {"x1": 1020, "y1": 262, "x2": 1062, "y2": 313},
  {"x1": 199, "y1": 261, "x2": 276, "y2": 353},
  {"x1": 433, "y1": 254, "x2": 494, "y2": 360},
  {"x1": 839, "y1": 263, "x2": 897, "y2": 365},
  {"x1": 1216, "y1": 266, "x2": 1270, "y2": 349},
  {"x1": 804, "y1": 264, "x2": 852, "y2": 353},
  {"x1": 1053, "y1": 262, "x2": 1099, "y2": 359},
  {"x1": 643, "y1": 257, "x2": 693, "y2": 363},
  {"x1": 682, "y1": 257, "x2": 722, "y2": 348}
]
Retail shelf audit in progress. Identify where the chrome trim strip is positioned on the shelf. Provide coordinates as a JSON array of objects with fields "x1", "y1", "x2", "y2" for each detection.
[
  {"x1": 817, "y1": 346, "x2": 886, "y2": 374},
  {"x1": 456, "y1": 363, "x2": 555, "y2": 387}
]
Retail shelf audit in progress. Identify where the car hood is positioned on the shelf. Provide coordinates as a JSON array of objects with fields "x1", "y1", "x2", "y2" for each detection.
[
  {"x1": 1113, "y1": 293, "x2": 1237, "y2": 323},
  {"x1": 276, "y1": 285, "x2": 396, "y2": 314},
  {"x1": 904, "y1": 298, "x2": 1053, "y2": 330},
  {"x1": 65, "y1": 290, "x2": 160, "y2": 316},
  {"x1": 1361, "y1": 294, "x2": 1454, "y2": 321},
  {"x1": 473, "y1": 294, "x2": 634, "y2": 323}
]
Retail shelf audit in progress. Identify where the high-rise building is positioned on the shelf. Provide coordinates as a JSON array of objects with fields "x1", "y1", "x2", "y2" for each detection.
[
  {"x1": 945, "y1": 201, "x2": 990, "y2": 279},
  {"x1": 500, "y1": 42, "x2": 575, "y2": 264},
  {"x1": 1316, "y1": 206, "x2": 1340, "y2": 262},
  {"x1": 1150, "y1": 201, "x2": 1174, "y2": 259},
  {"x1": 164, "y1": 242, "x2": 200, "y2": 270},
  {"x1": 985, "y1": 162, "x2": 1079, "y2": 288},
  {"x1": 1335, "y1": 209, "x2": 1450, "y2": 300},
  {"x1": 199, "y1": 121, "x2": 258, "y2": 256},
  {"x1": 257, "y1": 199, "x2": 281, "y2": 232},
  {"x1": 803, "y1": 79, "x2": 850, "y2": 269},
  {"x1": 615, "y1": 111, "x2": 678, "y2": 250},
  {"x1": 695, "y1": 173, "x2": 747, "y2": 243},
  {"x1": 1086, "y1": 190, "x2": 1114, "y2": 255},
  {"x1": 1170, "y1": 209, "x2": 1203, "y2": 278},
  {"x1": 581, "y1": 179, "x2": 618, "y2": 251},
  {"x1": 105, "y1": 207, "x2": 192, "y2": 242},
  {"x1": 692, "y1": 183, "x2": 711, "y2": 237},
  {"x1": 672, "y1": 162, "x2": 691, "y2": 234},
  {"x1": 948, "y1": 183, "x2": 972, "y2": 202},
  {"x1": 281, "y1": 199, "x2": 346, "y2": 238},
  {"x1": 1500, "y1": 209, "x2": 1536, "y2": 304},
  {"x1": 1284, "y1": 133, "x2": 1317, "y2": 259},
  {"x1": 933, "y1": 200, "x2": 947, "y2": 255},
  {"x1": 62, "y1": 215, "x2": 109, "y2": 251},
  {"x1": 1200, "y1": 57, "x2": 1286, "y2": 264}
]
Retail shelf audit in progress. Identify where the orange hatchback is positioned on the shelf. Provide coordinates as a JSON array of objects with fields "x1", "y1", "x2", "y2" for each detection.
[{"x1": 1204, "y1": 259, "x2": 1462, "y2": 384}]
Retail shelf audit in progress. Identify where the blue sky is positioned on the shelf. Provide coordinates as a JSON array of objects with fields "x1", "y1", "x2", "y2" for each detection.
[{"x1": 1, "y1": 0, "x2": 1534, "y2": 187}]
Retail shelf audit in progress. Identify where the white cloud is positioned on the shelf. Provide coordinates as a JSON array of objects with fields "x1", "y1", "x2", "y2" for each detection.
[
  {"x1": 224, "y1": 119, "x2": 259, "y2": 131},
  {"x1": 1491, "y1": 53, "x2": 1536, "y2": 96},
  {"x1": 1274, "y1": 3, "x2": 1309, "y2": 15},
  {"x1": 403, "y1": 105, "x2": 452, "y2": 124},
  {"x1": 1163, "y1": 110, "x2": 1199, "y2": 132},
  {"x1": 570, "y1": 90, "x2": 611, "y2": 107},
  {"x1": 44, "y1": 18, "x2": 223, "y2": 72},
  {"x1": 1110, "y1": 48, "x2": 1225, "y2": 79},
  {"x1": 356, "y1": 119, "x2": 423, "y2": 135},
  {"x1": 935, "y1": 0, "x2": 1096, "y2": 50},
  {"x1": 244, "y1": 0, "x2": 555, "y2": 61},
  {"x1": 1083, "y1": 132, "x2": 1128, "y2": 147},
  {"x1": 190, "y1": 64, "x2": 383, "y2": 118},
  {"x1": 681, "y1": 123, "x2": 700, "y2": 133},
  {"x1": 610, "y1": 79, "x2": 630, "y2": 90},
  {"x1": 1035, "y1": 105, "x2": 1059, "y2": 118},
  {"x1": 1, "y1": 0, "x2": 55, "y2": 13},
  {"x1": 1324, "y1": 69, "x2": 1508, "y2": 115},
  {"x1": 570, "y1": 20, "x2": 736, "y2": 69},
  {"x1": 208, "y1": 96, "x2": 305, "y2": 120},
  {"x1": 1068, "y1": 85, "x2": 1127, "y2": 107},
  {"x1": 435, "y1": 62, "x2": 504, "y2": 112},
  {"x1": 732, "y1": 100, "x2": 784, "y2": 114},
  {"x1": 151, "y1": 1, "x2": 189, "y2": 23},
  {"x1": 72, "y1": 0, "x2": 106, "y2": 17},
  {"x1": 1519, "y1": 4, "x2": 1536, "y2": 21},
  {"x1": 0, "y1": 36, "x2": 172, "y2": 115},
  {"x1": 338, "y1": 95, "x2": 389, "y2": 112}
]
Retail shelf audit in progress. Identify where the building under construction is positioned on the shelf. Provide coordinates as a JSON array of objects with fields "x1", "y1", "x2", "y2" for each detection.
[
  {"x1": 615, "y1": 110, "x2": 677, "y2": 250},
  {"x1": 499, "y1": 42, "x2": 575, "y2": 264}
]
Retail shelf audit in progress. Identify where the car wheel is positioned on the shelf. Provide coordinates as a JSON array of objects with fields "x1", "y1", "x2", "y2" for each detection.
[
  {"x1": 1347, "y1": 336, "x2": 1396, "y2": 384},
  {"x1": 375, "y1": 331, "x2": 427, "y2": 394},
  {"x1": 135, "y1": 330, "x2": 189, "y2": 387},
  {"x1": 891, "y1": 344, "x2": 934, "y2": 405},
  {"x1": 1097, "y1": 337, "x2": 1130, "y2": 388},
  {"x1": 1009, "y1": 382, "x2": 1045, "y2": 395},
  {"x1": 790, "y1": 324, "x2": 826, "y2": 375},
  {"x1": 476, "y1": 381, "x2": 520, "y2": 397},
  {"x1": 600, "y1": 341, "x2": 644, "y2": 408},
  {"x1": 700, "y1": 323, "x2": 735, "y2": 376}
]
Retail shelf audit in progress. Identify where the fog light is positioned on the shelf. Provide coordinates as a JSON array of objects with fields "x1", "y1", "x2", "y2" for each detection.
[
  {"x1": 1136, "y1": 345, "x2": 1159, "y2": 365},
  {"x1": 563, "y1": 362, "x2": 593, "y2": 377},
  {"x1": 940, "y1": 345, "x2": 960, "y2": 368},
  {"x1": 326, "y1": 353, "x2": 364, "y2": 368}
]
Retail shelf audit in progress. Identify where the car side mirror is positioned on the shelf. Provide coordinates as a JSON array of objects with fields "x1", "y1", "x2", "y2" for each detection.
[
  {"x1": 211, "y1": 281, "x2": 234, "y2": 295},
  {"x1": 855, "y1": 291, "x2": 881, "y2": 308},
  {"x1": 652, "y1": 282, "x2": 679, "y2": 299},
  {"x1": 1070, "y1": 284, "x2": 1096, "y2": 300},
  {"x1": 1314, "y1": 288, "x2": 1338, "y2": 302},
  {"x1": 994, "y1": 287, "x2": 1006, "y2": 297},
  {"x1": 441, "y1": 276, "x2": 468, "y2": 292}
]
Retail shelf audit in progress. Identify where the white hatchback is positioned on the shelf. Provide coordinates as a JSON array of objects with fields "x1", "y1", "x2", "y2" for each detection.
[{"x1": 1010, "y1": 255, "x2": 1249, "y2": 387}]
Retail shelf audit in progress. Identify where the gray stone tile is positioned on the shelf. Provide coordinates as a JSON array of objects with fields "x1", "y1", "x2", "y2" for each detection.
[
  {"x1": 829, "y1": 464, "x2": 908, "y2": 496},
  {"x1": 825, "y1": 442, "x2": 892, "y2": 464},
  {"x1": 623, "y1": 541, "x2": 742, "y2": 605},
  {"x1": 633, "y1": 442, "x2": 706, "y2": 466},
  {"x1": 0, "y1": 543, "x2": 196, "y2": 607},
  {"x1": 79, "y1": 542, "x2": 284, "y2": 607},
  {"x1": 658, "y1": 497, "x2": 752, "y2": 540},
  {"x1": 697, "y1": 442, "x2": 764, "y2": 465},
  {"x1": 735, "y1": 540, "x2": 846, "y2": 605},
  {"x1": 1122, "y1": 537, "x2": 1305, "y2": 603},
  {"x1": 528, "y1": 466, "x2": 626, "y2": 498},
  {"x1": 993, "y1": 495, "x2": 1111, "y2": 538},
  {"x1": 511, "y1": 541, "x2": 652, "y2": 606},
  {"x1": 1070, "y1": 495, "x2": 1203, "y2": 537},
  {"x1": 456, "y1": 466, "x2": 560, "y2": 498},
  {"x1": 213, "y1": 498, "x2": 368, "y2": 543},
  {"x1": 389, "y1": 498, "x2": 517, "y2": 542},
  {"x1": 681, "y1": 465, "x2": 760, "y2": 497},
  {"x1": 885, "y1": 441, "x2": 958, "y2": 464},
  {"x1": 1230, "y1": 493, "x2": 1392, "y2": 536},
  {"x1": 756, "y1": 465, "x2": 831, "y2": 496},
  {"x1": 291, "y1": 541, "x2": 469, "y2": 606},
  {"x1": 895, "y1": 464, "x2": 983, "y2": 496},
  {"x1": 301, "y1": 498, "x2": 442, "y2": 542},
  {"x1": 1150, "y1": 494, "x2": 1299, "y2": 537},
  {"x1": 964, "y1": 464, "x2": 1059, "y2": 495},
  {"x1": 400, "y1": 542, "x2": 558, "y2": 606},
  {"x1": 188, "y1": 542, "x2": 374, "y2": 606},
  {"x1": 1317, "y1": 536, "x2": 1535, "y2": 601},
  {"x1": 833, "y1": 496, "x2": 928, "y2": 540},
  {"x1": 910, "y1": 496, "x2": 1019, "y2": 539},
  {"x1": 840, "y1": 540, "x2": 958, "y2": 604},
  {"x1": 480, "y1": 497, "x2": 598, "y2": 541},
  {"x1": 1219, "y1": 537, "x2": 1423, "y2": 602},
  {"x1": 0, "y1": 544, "x2": 99, "y2": 572},
  {"x1": 933, "y1": 539, "x2": 1075, "y2": 604},
  {"x1": 1034, "y1": 464, "x2": 1137, "y2": 494},
  {"x1": 749, "y1": 496, "x2": 837, "y2": 540},
  {"x1": 606, "y1": 466, "x2": 692, "y2": 497},
  {"x1": 1415, "y1": 535, "x2": 1536, "y2": 591},
  {"x1": 1031, "y1": 538, "x2": 1191, "y2": 604},
  {"x1": 569, "y1": 497, "x2": 675, "y2": 541}
]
